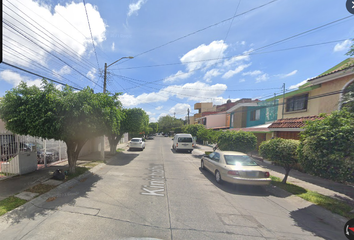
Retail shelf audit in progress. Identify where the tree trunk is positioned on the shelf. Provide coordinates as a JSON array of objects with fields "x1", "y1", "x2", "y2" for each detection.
[
  {"x1": 66, "y1": 140, "x2": 87, "y2": 174},
  {"x1": 282, "y1": 167, "x2": 291, "y2": 183},
  {"x1": 108, "y1": 134, "x2": 123, "y2": 155}
]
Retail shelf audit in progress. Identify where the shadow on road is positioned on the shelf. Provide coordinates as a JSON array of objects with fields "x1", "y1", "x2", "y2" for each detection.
[
  {"x1": 198, "y1": 168, "x2": 270, "y2": 197},
  {"x1": 105, "y1": 152, "x2": 139, "y2": 166},
  {"x1": 3, "y1": 172, "x2": 102, "y2": 225},
  {"x1": 290, "y1": 205, "x2": 343, "y2": 240},
  {"x1": 170, "y1": 149, "x2": 193, "y2": 154}
]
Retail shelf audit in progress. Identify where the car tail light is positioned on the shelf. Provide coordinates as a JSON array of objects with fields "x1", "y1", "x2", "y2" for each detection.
[
  {"x1": 228, "y1": 170, "x2": 239, "y2": 176},
  {"x1": 176, "y1": 143, "x2": 178, "y2": 147},
  {"x1": 264, "y1": 172, "x2": 270, "y2": 178}
]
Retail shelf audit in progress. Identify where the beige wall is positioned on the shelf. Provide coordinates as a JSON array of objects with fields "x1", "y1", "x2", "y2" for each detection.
[
  {"x1": 277, "y1": 75, "x2": 354, "y2": 119},
  {"x1": 232, "y1": 107, "x2": 247, "y2": 128}
]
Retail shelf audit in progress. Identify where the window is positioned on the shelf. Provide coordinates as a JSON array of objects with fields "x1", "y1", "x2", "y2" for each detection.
[
  {"x1": 250, "y1": 109, "x2": 260, "y2": 121},
  {"x1": 224, "y1": 155, "x2": 258, "y2": 166},
  {"x1": 286, "y1": 94, "x2": 308, "y2": 112},
  {"x1": 212, "y1": 152, "x2": 220, "y2": 161},
  {"x1": 178, "y1": 137, "x2": 192, "y2": 142}
]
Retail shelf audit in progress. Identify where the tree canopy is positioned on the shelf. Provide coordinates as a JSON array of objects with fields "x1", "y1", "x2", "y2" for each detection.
[{"x1": 0, "y1": 80, "x2": 121, "y2": 173}]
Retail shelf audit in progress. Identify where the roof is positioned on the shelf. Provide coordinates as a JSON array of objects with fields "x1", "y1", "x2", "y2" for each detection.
[
  {"x1": 308, "y1": 58, "x2": 354, "y2": 83},
  {"x1": 268, "y1": 115, "x2": 324, "y2": 129},
  {"x1": 228, "y1": 128, "x2": 271, "y2": 133}
]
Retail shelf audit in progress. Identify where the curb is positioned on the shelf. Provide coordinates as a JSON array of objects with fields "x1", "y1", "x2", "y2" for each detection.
[{"x1": 0, "y1": 162, "x2": 105, "y2": 221}]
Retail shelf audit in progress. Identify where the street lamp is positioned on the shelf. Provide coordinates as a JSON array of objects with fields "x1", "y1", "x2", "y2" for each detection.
[{"x1": 101, "y1": 56, "x2": 134, "y2": 161}]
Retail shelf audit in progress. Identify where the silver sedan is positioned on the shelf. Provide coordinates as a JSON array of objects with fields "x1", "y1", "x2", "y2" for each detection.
[{"x1": 201, "y1": 151, "x2": 271, "y2": 186}]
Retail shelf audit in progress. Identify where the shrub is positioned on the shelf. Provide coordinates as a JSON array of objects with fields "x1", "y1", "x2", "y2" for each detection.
[
  {"x1": 298, "y1": 110, "x2": 354, "y2": 183},
  {"x1": 217, "y1": 131, "x2": 257, "y2": 153},
  {"x1": 259, "y1": 138, "x2": 299, "y2": 183}
]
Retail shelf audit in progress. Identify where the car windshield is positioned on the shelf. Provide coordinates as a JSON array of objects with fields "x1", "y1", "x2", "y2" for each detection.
[
  {"x1": 224, "y1": 155, "x2": 258, "y2": 166},
  {"x1": 131, "y1": 139, "x2": 141, "y2": 142}
]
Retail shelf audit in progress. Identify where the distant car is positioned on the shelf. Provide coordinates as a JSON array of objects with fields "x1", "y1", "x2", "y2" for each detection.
[
  {"x1": 201, "y1": 151, "x2": 271, "y2": 186},
  {"x1": 129, "y1": 138, "x2": 145, "y2": 151},
  {"x1": 172, "y1": 133, "x2": 193, "y2": 153},
  {"x1": 164, "y1": 134, "x2": 169, "y2": 137},
  {"x1": 146, "y1": 135, "x2": 154, "y2": 140}
]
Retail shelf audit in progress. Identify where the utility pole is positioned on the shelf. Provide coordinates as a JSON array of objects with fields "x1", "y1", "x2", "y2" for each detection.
[
  {"x1": 101, "y1": 56, "x2": 134, "y2": 161},
  {"x1": 187, "y1": 108, "x2": 190, "y2": 125},
  {"x1": 282, "y1": 83, "x2": 285, "y2": 119}
]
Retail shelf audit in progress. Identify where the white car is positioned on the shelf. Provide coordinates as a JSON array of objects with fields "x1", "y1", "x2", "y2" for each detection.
[
  {"x1": 172, "y1": 133, "x2": 193, "y2": 153},
  {"x1": 129, "y1": 138, "x2": 145, "y2": 151}
]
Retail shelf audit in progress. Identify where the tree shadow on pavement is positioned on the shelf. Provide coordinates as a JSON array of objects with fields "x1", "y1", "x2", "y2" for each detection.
[
  {"x1": 2, "y1": 172, "x2": 102, "y2": 226},
  {"x1": 289, "y1": 205, "x2": 345, "y2": 240},
  {"x1": 255, "y1": 160, "x2": 354, "y2": 202},
  {"x1": 104, "y1": 152, "x2": 139, "y2": 166},
  {"x1": 198, "y1": 168, "x2": 270, "y2": 197}
]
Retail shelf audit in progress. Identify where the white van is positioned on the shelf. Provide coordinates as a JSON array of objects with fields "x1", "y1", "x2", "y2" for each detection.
[{"x1": 172, "y1": 133, "x2": 194, "y2": 153}]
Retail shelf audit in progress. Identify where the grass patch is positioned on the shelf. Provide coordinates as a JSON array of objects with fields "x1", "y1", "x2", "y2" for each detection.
[
  {"x1": 116, "y1": 148, "x2": 125, "y2": 153},
  {"x1": 84, "y1": 161, "x2": 103, "y2": 168},
  {"x1": 271, "y1": 175, "x2": 354, "y2": 219},
  {"x1": 26, "y1": 184, "x2": 56, "y2": 195},
  {"x1": 0, "y1": 196, "x2": 27, "y2": 216},
  {"x1": 65, "y1": 166, "x2": 89, "y2": 181}
]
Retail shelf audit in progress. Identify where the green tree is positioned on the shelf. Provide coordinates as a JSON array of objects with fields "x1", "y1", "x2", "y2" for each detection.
[
  {"x1": 158, "y1": 115, "x2": 184, "y2": 133},
  {"x1": 298, "y1": 110, "x2": 354, "y2": 182},
  {"x1": 0, "y1": 80, "x2": 121, "y2": 173},
  {"x1": 109, "y1": 108, "x2": 148, "y2": 151},
  {"x1": 183, "y1": 124, "x2": 205, "y2": 137},
  {"x1": 259, "y1": 138, "x2": 299, "y2": 183},
  {"x1": 149, "y1": 122, "x2": 159, "y2": 134},
  {"x1": 217, "y1": 131, "x2": 257, "y2": 153}
]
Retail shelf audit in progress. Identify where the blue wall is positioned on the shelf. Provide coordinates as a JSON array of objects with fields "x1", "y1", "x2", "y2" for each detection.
[{"x1": 245, "y1": 100, "x2": 278, "y2": 127}]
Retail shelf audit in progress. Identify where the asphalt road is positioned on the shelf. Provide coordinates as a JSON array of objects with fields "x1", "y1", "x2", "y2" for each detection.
[{"x1": 0, "y1": 136, "x2": 346, "y2": 239}]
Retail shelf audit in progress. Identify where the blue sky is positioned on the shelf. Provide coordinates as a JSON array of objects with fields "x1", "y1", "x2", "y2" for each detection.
[{"x1": 1, "y1": 0, "x2": 354, "y2": 122}]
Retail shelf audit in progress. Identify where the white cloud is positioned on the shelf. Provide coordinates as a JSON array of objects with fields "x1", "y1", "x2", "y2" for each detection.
[
  {"x1": 277, "y1": 70, "x2": 298, "y2": 79},
  {"x1": 169, "y1": 103, "x2": 191, "y2": 116},
  {"x1": 256, "y1": 73, "x2": 269, "y2": 83},
  {"x1": 0, "y1": 70, "x2": 42, "y2": 88},
  {"x1": 118, "y1": 81, "x2": 227, "y2": 107},
  {"x1": 212, "y1": 97, "x2": 240, "y2": 105},
  {"x1": 164, "y1": 70, "x2": 193, "y2": 83},
  {"x1": 181, "y1": 40, "x2": 227, "y2": 72},
  {"x1": 127, "y1": 0, "x2": 147, "y2": 17},
  {"x1": 157, "y1": 113, "x2": 168, "y2": 120},
  {"x1": 222, "y1": 63, "x2": 251, "y2": 79},
  {"x1": 155, "y1": 106, "x2": 163, "y2": 110},
  {"x1": 86, "y1": 68, "x2": 97, "y2": 80},
  {"x1": 3, "y1": 1, "x2": 106, "y2": 68},
  {"x1": 149, "y1": 117, "x2": 157, "y2": 123},
  {"x1": 53, "y1": 65, "x2": 71, "y2": 78},
  {"x1": 239, "y1": 79, "x2": 245, "y2": 83},
  {"x1": 111, "y1": 42, "x2": 115, "y2": 51},
  {"x1": 289, "y1": 79, "x2": 308, "y2": 90},
  {"x1": 204, "y1": 69, "x2": 221, "y2": 82},
  {"x1": 242, "y1": 70, "x2": 262, "y2": 76},
  {"x1": 223, "y1": 55, "x2": 250, "y2": 67},
  {"x1": 334, "y1": 39, "x2": 351, "y2": 52}
]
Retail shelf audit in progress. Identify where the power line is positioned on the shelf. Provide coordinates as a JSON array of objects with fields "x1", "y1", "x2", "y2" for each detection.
[
  {"x1": 111, "y1": 39, "x2": 348, "y2": 71},
  {"x1": 1, "y1": 62, "x2": 82, "y2": 90},
  {"x1": 115, "y1": 0, "x2": 279, "y2": 65},
  {"x1": 3, "y1": 20, "x2": 102, "y2": 88},
  {"x1": 3, "y1": 2, "x2": 98, "y2": 72},
  {"x1": 83, "y1": 0, "x2": 100, "y2": 70},
  {"x1": 112, "y1": 73, "x2": 281, "y2": 92}
]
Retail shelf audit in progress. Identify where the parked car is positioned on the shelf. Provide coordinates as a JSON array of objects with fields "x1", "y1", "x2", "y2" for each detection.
[
  {"x1": 200, "y1": 151, "x2": 271, "y2": 186},
  {"x1": 164, "y1": 134, "x2": 169, "y2": 137},
  {"x1": 129, "y1": 138, "x2": 145, "y2": 151},
  {"x1": 37, "y1": 149, "x2": 59, "y2": 164},
  {"x1": 172, "y1": 133, "x2": 193, "y2": 153},
  {"x1": 146, "y1": 135, "x2": 154, "y2": 140}
]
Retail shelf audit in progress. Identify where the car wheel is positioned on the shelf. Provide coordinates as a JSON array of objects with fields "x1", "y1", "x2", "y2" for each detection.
[
  {"x1": 201, "y1": 160, "x2": 205, "y2": 170},
  {"x1": 215, "y1": 170, "x2": 222, "y2": 184}
]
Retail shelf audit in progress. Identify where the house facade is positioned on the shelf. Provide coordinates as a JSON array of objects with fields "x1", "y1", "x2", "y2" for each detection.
[{"x1": 269, "y1": 58, "x2": 354, "y2": 139}]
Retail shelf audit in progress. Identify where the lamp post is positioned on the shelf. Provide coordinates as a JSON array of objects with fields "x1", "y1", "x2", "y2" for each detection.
[{"x1": 101, "y1": 56, "x2": 134, "y2": 161}]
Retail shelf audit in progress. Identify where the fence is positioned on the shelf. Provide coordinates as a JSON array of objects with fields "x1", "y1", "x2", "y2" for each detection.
[{"x1": 0, "y1": 133, "x2": 67, "y2": 179}]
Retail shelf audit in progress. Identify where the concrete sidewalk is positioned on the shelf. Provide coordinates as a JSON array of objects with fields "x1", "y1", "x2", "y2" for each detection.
[
  {"x1": 0, "y1": 143, "x2": 128, "y2": 201},
  {"x1": 193, "y1": 144, "x2": 354, "y2": 208}
]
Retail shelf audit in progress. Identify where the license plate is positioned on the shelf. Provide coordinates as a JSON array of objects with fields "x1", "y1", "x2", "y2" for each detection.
[{"x1": 246, "y1": 171, "x2": 258, "y2": 177}]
